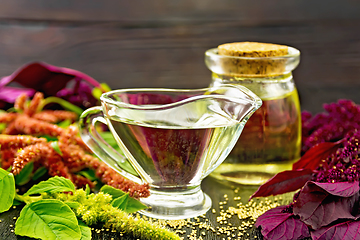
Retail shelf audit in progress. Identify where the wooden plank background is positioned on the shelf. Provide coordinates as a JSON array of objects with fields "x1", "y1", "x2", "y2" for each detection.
[{"x1": 0, "y1": 0, "x2": 360, "y2": 113}]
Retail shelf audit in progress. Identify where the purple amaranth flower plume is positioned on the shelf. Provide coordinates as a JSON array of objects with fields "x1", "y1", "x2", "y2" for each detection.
[
  {"x1": 302, "y1": 100, "x2": 360, "y2": 153},
  {"x1": 313, "y1": 130, "x2": 360, "y2": 183}
]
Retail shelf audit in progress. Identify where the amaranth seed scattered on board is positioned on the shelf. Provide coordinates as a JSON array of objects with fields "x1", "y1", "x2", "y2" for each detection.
[{"x1": 146, "y1": 187, "x2": 289, "y2": 240}]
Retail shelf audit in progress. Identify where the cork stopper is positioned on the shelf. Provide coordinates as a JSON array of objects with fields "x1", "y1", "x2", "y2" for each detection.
[{"x1": 217, "y1": 42, "x2": 289, "y2": 76}]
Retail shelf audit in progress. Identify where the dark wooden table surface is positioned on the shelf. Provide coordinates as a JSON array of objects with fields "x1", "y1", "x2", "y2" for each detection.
[
  {"x1": 0, "y1": 175, "x2": 297, "y2": 240},
  {"x1": 1, "y1": 1, "x2": 360, "y2": 114}
]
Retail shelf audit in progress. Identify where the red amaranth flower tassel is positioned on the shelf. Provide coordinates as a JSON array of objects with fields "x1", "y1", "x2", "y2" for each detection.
[
  {"x1": 0, "y1": 112, "x2": 18, "y2": 124},
  {"x1": 58, "y1": 125, "x2": 150, "y2": 197},
  {"x1": 12, "y1": 143, "x2": 52, "y2": 175},
  {"x1": 24, "y1": 92, "x2": 43, "y2": 116},
  {"x1": 84, "y1": 154, "x2": 150, "y2": 199},
  {"x1": 14, "y1": 93, "x2": 28, "y2": 112},
  {"x1": 33, "y1": 110, "x2": 78, "y2": 123},
  {"x1": 0, "y1": 148, "x2": 17, "y2": 170},
  {"x1": 0, "y1": 135, "x2": 47, "y2": 149},
  {"x1": 44, "y1": 153, "x2": 74, "y2": 181},
  {"x1": 13, "y1": 115, "x2": 64, "y2": 137}
]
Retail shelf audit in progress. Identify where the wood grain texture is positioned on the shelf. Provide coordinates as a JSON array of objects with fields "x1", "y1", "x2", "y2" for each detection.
[
  {"x1": 0, "y1": 1, "x2": 359, "y2": 115},
  {"x1": 0, "y1": 0, "x2": 360, "y2": 22}
]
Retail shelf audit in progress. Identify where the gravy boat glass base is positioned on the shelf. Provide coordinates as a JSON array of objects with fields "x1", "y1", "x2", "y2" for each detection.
[{"x1": 140, "y1": 187, "x2": 211, "y2": 220}]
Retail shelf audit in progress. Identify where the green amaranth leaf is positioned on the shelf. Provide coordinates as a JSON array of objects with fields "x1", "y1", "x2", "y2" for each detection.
[
  {"x1": 101, "y1": 185, "x2": 147, "y2": 213},
  {"x1": 77, "y1": 169, "x2": 98, "y2": 181},
  {"x1": 25, "y1": 176, "x2": 75, "y2": 196},
  {"x1": 78, "y1": 170, "x2": 104, "y2": 191},
  {"x1": 32, "y1": 167, "x2": 48, "y2": 181},
  {"x1": 92, "y1": 87, "x2": 103, "y2": 100},
  {"x1": 42, "y1": 135, "x2": 58, "y2": 141},
  {"x1": 58, "y1": 119, "x2": 72, "y2": 128},
  {"x1": 85, "y1": 184, "x2": 90, "y2": 195},
  {"x1": 111, "y1": 193, "x2": 147, "y2": 213},
  {"x1": 100, "y1": 185, "x2": 126, "y2": 199},
  {"x1": 98, "y1": 132, "x2": 123, "y2": 152},
  {"x1": 15, "y1": 199, "x2": 81, "y2": 240},
  {"x1": 14, "y1": 162, "x2": 34, "y2": 186},
  {"x1": 97, "y1": 131, "x2": 137, "y2": 176},
  {"x1": 0, "y1": 168, "x2": 15, "y2": 212},
  {"x1": 92, "y1": 83, "x2": 111, "y2": 100},
  {"x1": 77, "y1": 169, "x2": 104, "y2": 191},
  {"x1": 12, "y1": 199, "x2": 23, "y2": 206},
  {"x1": 50, "y1": 141, "x2": 63, "y2": 156},
  {"x1": 42, "y1": 96, "x2": 83, "y2": 116},
  {"x1": 8, "y1": 107, "x2": 18, "y2": 113},
  {"x1": 0, "y1": 122, "x2": 7, "y2": 132},
  {"x1": 100, "y1": 83, "x2": 111, "y2": 92},
  {"x1": 111, "y1": 194, "x2": 127, "y2": 207},
  {"x1": 78, "y1": 219, "x2": 92, "y2": 240},
  {"x1": 65, "y1": 201, "x2": 81, "y2": 209}
]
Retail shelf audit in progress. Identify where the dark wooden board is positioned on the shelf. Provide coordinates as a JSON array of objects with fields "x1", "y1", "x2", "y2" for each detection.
[
  {"x1": 0, "y1": 0, "x2": 360, "y2": 22},
  {"x1": 0, "y1": 1, "x2": 359, "y2": 114},
  {"x1": 0, "y1": 19, "x2": 360, "y2": 113}
]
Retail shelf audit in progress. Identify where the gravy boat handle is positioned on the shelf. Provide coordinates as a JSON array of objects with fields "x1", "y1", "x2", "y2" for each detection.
[{"x1": 79, "y1": 106, "x2": 143, "y2": 185}]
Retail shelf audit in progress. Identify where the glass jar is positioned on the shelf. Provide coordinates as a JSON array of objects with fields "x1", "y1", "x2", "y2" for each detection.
[{"x1": 205, "y1": 44, "x2": 301, "y2": 185}]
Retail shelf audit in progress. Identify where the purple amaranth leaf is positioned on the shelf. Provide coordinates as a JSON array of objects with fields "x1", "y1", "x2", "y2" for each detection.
[
  {"x1": 0, "y1": 62, "x2": 101, "y2": 92},
  {"x1": 255, "y1": 205, "x2": 310, "y2": 240},
  {"x1": 313, "y1": 181, "x2": 360, "y2": 197},
  {"x1": 311, "y1": 219, "x2": 360, "y2": 240},
  {"x1": 0, "y1": 85, "x2": 35, "y2": 103},
  {"x1": 293, "y1": 141, "x2": 342, "y2": 171},
  {"x1": 0, "y1": 62, "x2": 104, "y2": 109},
  {"x1": 293, "y1": 181, "x2": 359, "y2": 230},
  {"x1": 250, "y1": 169, "x2": 313, "y2": 199},
  {"x1": 56, "y1": 80, "x2": 99, "y2": 108}
]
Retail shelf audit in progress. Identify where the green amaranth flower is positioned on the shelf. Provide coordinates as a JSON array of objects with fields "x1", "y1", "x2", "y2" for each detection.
[{"x1": 49, "y1": 189, "x2": 180, "y2": 240}]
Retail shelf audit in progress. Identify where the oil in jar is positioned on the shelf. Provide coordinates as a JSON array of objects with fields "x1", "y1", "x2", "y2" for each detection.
[{"x1": 212, "y1": 89, "x2": 301, "y2": 185}]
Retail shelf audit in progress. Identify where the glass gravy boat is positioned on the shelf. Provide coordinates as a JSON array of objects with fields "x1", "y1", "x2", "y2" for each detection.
[{"x1": 79, "y1": 84, "x2": 261, "y2": 220}]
